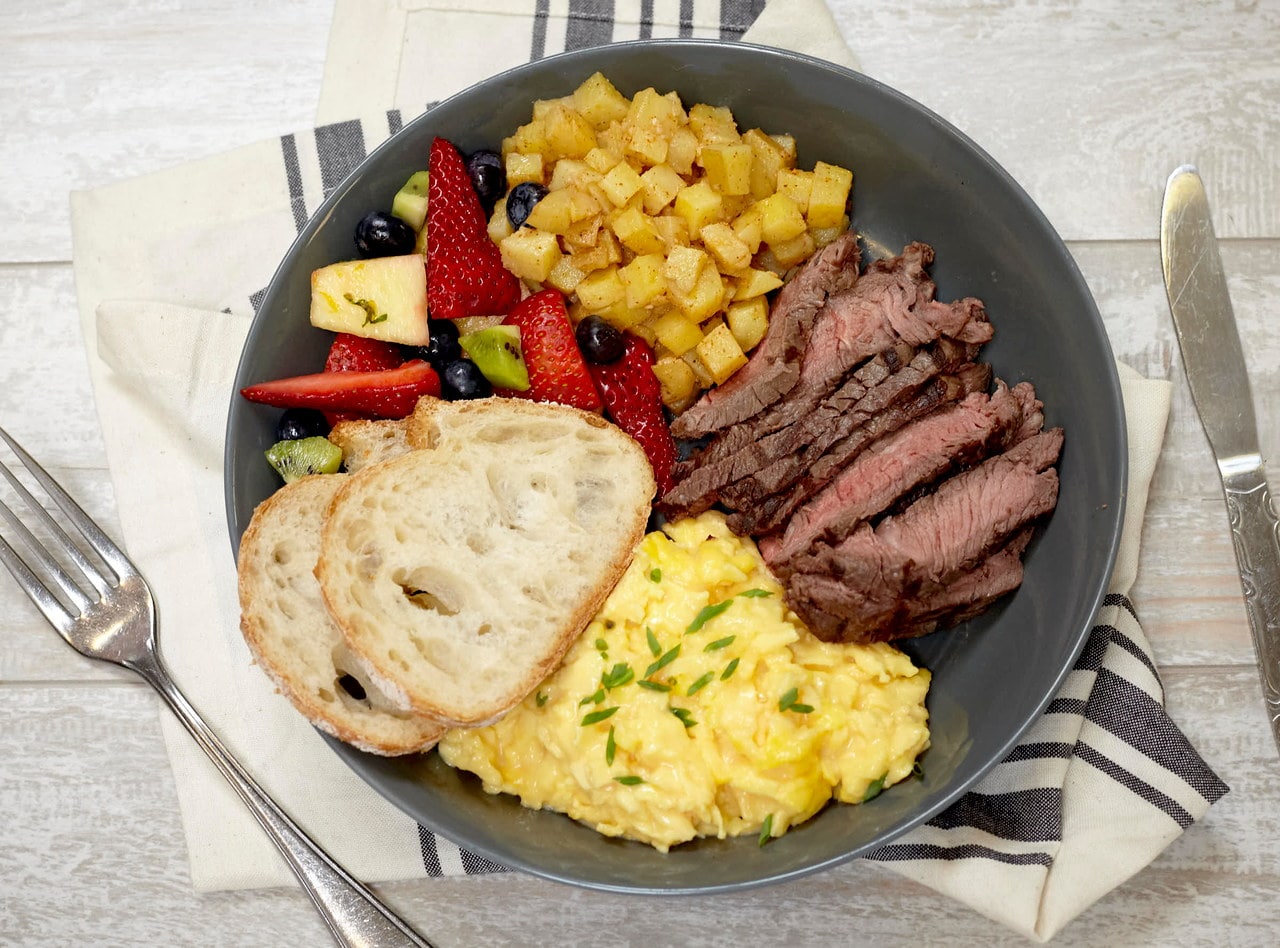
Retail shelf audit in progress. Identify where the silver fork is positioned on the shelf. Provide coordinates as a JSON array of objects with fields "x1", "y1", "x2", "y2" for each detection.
[{"x1": 0, "y1": 426, "x2": 434, "y2": 948}]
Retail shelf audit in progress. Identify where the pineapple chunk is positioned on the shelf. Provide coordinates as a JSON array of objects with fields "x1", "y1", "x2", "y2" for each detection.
[
  {"x1": 698, "y1": 143, "x2": 754, "y2": 196},
  {"x1": 512, "y1": 120, "x2": 552, "y2": 158},
  {"x1": 653, "y1": 355, "x2": 698, "y2": 411},
  {"x1": 600, "y1": 160, "x2": 645, "y2": 206},
  {"x1": 487, "y1": 197, "x2": 513, "y2": 244},
  {"x1": 505, "y1": 152, "x2": 544, "y2": 187},
  {"x1": 669, "y1": 264, "x2": 727, "y2": 323},
  {"x1": 547, "y1": 158, "x2": 590, "y2": 191},
  {"x1": 653, "y1": 214, "x2": 691, "y2": 252},
  {"x1": 618, "y1": 253, "x2": 667, "y2": 308},
  {"x1": 575, "y1": 265, "x2": 626, "y2": 311},
  {"x1": 699, "y1": 222, "x2": 752, "y2": 275},
  {"x1": 611, "y1": 207, "x2": 667, "y2": 256},
  {"x1": 524, "y1": 189, "x2": 576, "y2": 234},
  {"x1": 653, "y1": 311, "x2": 704, "y2": 357},
  {"x1": 807, "y1": 161, "x2": 853, "y2": 228},
  {"x1": 726, "y1": 296, "x2": 769, "y2": 351},
  {"x1": 309, "y1": 255, "x2": 429, "y2": 346},
  {"x1": 663, "y1": 245, "x2": 710, "y2": 296},
  {"x1": 584, "y1": 147, "x2": 617, "y2": 174},
  {"x1": 754, "y1": 192, "x2": 808, "y2": 244},
  {"x1": 499, "y1": 228, "x2": 562, "y2": 282},
  {"x1": 673, "y1": 181, "x2": 724, "y2": 236},
  {"x1": 545, "y1": 256, "x2": 587, "y2": 295},
  {"x1": 572, "y1": 72, "x2": 631, "y2": 128},
  {"x1": 544, "y1": 103, "x2": 597, "y2": 159},
  {"x1": 734, "y1": 267, "x2": 784, "y2": 300},
  {"x1": 696, "y1": 322, "x2": 749, "y2": 384},
  {"x1": 639, "y1": 164, "x2": 684, "y2": 214},
  {"x1": 776, "y1": 169, "x2": 814, "y2": 214},
  {"x1": 666, "y1": 127, "x2": 699, "y2": 175}
]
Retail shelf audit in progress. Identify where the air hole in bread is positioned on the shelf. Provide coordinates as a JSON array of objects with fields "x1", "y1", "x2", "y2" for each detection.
[
  {"x1": 394, "y1": 566, "x2": 462, "y2": 616},
  {"x1": 271, "y1": 545, "x2": 291, "y2": 566},
  {"x1": 336, "y1": 673, "x2": 369, "y2": 703}
]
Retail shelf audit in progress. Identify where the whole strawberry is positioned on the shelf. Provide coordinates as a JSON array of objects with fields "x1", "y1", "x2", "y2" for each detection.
[
  {"x1": 588, "y1": 335, "x2": 676, "y2": 496},
  {"x1": 501, "y1": 289, "x2": 602, "y2": 412},
  {"x1": 427, "y1": 137, "x2": 520, "y2": 321}
]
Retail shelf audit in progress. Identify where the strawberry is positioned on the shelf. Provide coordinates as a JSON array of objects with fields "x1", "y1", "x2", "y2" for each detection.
[
  {"x1": 588, "y1": 335, "x2": 677, "y2": 496},
  {"x1": 501, "y1": 289, "x2": 602, "y2": 412},
  {"x1": 427, "y1": 137, "x2": 520, "y2": 321},
  {"x1": 324, "y1": 333, "x2": 404, "y2": 373},
  {"x1": 241, "y1": 361, "x2": 441, "y2": 419}
]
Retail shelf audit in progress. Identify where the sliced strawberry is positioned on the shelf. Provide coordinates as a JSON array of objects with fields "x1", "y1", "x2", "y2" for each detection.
[
  {"x1": 241, "y1": 361, "x2": 441, "y2": 419},
  {"x1": 324, "y1": 333, "x2": 405, "y2": 373},
  {"x1": 588, "y1": 335, "x2": 676, "y2": 496},
  {"x1": 427, "y1": 137, "x2": 520, "y2": 321},
  {"x1": 501, "y1": 289, "x2": 602, "y2": 412}
]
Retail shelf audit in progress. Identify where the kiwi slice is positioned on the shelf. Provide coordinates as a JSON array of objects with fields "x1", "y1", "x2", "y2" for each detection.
[
  {"x1": 458, "y1": 325, "x2": 530, "y2": 391},
  {"x1": 391, "y1": 170, "x2": 430, "y2": 232},
  {"x1": 265, "y1": 436, "x2": 342, "y2": 483}
]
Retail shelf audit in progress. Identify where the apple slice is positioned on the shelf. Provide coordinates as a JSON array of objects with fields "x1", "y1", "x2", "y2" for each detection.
[{"x1": 309, "y1": 254, "x2": 429, "y2": 346}]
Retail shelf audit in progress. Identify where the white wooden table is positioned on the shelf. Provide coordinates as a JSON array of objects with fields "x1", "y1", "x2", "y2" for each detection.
[{"x1": 3, "y1": 1, "x2": 1278, "y2": 944}]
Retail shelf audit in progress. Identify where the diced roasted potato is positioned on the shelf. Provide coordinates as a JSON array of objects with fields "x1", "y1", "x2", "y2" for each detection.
[
  {"x1": 726, "y1": 296, "x2": 769, "y2": 351},
  {"x1": 699, "y1": 222, "x2": 752, "y2": 275},
  {"x1": 611, "y1": 207, "x2": 667, "y2": 256},
  {"x1": 807, "y1": 161, "x2": 853, "y2": 228},
  {"x1": 600, "y1": 160, "x2": 645, "y2": 206},
  {"x1": 696, "y1": 322, "x2": 749, "y2": 384},
  {"x1": 652, "y1": 310, "x2": 704, "y2": 356},
  {"x1": 639, "y1": 164, "x2": 685, "y2": 215},
  {"x1": 663, "y1": 245, "x2": 709, "y2": 296},
  {"x1": 673, "y1": 181, "x2": 724, "y2": 236},
  {"x1": 754, "y1": 192, "x2": 808, "y2": 245},
  {"x1": 499, "y1": 228, "x2": 562, "y2": 282},
  {"x1": 505, "y1": 152, "x2": 545, "y2": 187},
  {"x1": 669, "y1": 264, "x2": 726, "y2": 323},
  {"x1": 768, "y1": 230, "x2": 816, "y2": 268},
  {"x1": 775, "y1": 169, "x2": 814, "y2": 214},
  {"x1": 734, "y1": 267, "x2": 784, "y2": 300},
  {"x1": 698, "y1": 143, "x2": 753, "y2": 196},
  {"x1": 572, "y1": 72, "x2": 631, "y2": 128},
  {"x1": 524, "y1": 189, "x2": 576, "y2": 234},
  {"x1": 619, "y1": 253, "x2": 667, "y2": 308},
  {"x1": 653, "y1": 355, "x2": 698, "y2": 411},
  {"x1": 575, "y1": 265, "x2": 626, "y2": 310}
]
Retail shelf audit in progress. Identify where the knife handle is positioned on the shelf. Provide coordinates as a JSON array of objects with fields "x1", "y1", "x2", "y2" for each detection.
[{"x1": 1223, "y1": 468, "x2": 1280, "y2": 749}]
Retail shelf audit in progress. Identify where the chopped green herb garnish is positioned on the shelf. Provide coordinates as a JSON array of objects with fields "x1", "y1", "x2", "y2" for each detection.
[
  {"x1": 579, "y1": 687, "x2": 605, "y2": 706},
  {"x1": 758, "y1": 813, "x2": 774, "y2": 847},
  {"x1": 863, "y1": 774, "x2": 888, "y2": 802},
  {"x1": 614, "y1": 775, "x2": 644, "y2": 785},
  {"x1": 739, "y1": 588, "x2": 773, "y2": 598},
  {"x1": 637, "y1": 680, "x2": 672, "y2": 693},
  {"x1": 344, "y1": 294, "x2": 387, "y2": 326},
  {"x1": 704, "y1": 635, "x2": 736, "y2": 652},
  {"x1": 535, "y1": 691, "x2": 548, "y2": 707},
  {"x1": 720, "y1": 657, "x2": 740, "y2": 680},
  {"x1": 778, "y1": 687, "x2": 813, "y2": 713},
  {"x1": 605, "y1": 726, "x2": 616, "y2": 765},
  {"x1": 594, "y1": 638, "x2": 609, "y2": 653},
  {"x1": 644, "y1": 644, "x2": 681, "y2": 679},
  {"x1": 601, "y1": 663, "x2": 634, "y2": 690},
  {"x1": 670, "y1": 706, "x2": 696, "y2": 728},
  {"x1": 645, "y1": 626, "x2": 662, "y2": 657},
  {"x1": 581, "y1": 706, "x2": 619, "y2": 726},
  {"x1": 687, "y1": 672, "x2": 715, "y2": 696},
  {"x1": 686, "y1": 600, "x2": 732, "y2": 634},
  {"x1": 649, "y1": 568, "x2": 662, "y2": 582}
]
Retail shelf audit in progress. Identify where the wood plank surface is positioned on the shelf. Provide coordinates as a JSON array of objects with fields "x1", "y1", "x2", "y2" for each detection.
[{"x1": 2, "y1": 0, "x2": 1278, "y2": 945}]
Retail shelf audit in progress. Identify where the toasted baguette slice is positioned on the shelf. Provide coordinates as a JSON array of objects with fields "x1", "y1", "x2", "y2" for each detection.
[
  {"x1": 328, "y1": 417, "x2": 412, "y2": 473},
  {"x1": 317, "y1": 398, "x2": 655, "y2": 727},
  {"x1": 237, "y1": 474, "x2": 446, "y2": 755}
]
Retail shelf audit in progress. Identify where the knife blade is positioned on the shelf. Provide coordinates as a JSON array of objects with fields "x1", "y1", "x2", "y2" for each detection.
[{"x1": 1161, "y1": 164, "x2": 1280, "y2": 754}]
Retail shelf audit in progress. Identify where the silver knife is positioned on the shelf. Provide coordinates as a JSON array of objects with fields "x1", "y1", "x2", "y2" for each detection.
[{"x1": 1161, "y1": 164, "x2": 1280, "y2": 753}]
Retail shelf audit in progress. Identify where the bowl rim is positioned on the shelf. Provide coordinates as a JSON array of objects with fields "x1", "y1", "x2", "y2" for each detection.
[{"x1": 224, "y1": 36, "x2": 1128, "y2": 894}]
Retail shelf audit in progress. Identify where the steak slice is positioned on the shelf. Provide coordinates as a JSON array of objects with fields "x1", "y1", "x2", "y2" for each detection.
[
  {"x1": 734, "y1": 362, "x2": 994, "y2": 536},
  {"x1": 759, "y1": 380, "x2": 1027, "y2": 570},
  {"x1": 784, "y1": 427, "x2": 1063, "y2": 642},
  {"x1": 670, "y1": 231, "x2": 861, "y2": 439}
]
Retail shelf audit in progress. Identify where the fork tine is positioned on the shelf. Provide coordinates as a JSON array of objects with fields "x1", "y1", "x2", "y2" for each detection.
[
  {"x1": 0, "y1": 425, "x2": 133, "y2": 588},
  {"x1": 0, "y1": 532, "x2": 75, "y2": 633},
  {"x1": 0, "y1": 495, "x2": 93, "y2": 612}
]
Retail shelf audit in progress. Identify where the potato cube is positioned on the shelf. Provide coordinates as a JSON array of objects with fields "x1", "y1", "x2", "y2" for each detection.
[
  {"x1": 663, "y1": 245, "x2": 709, "y2": 295},
  {"x1": 807, "y1": 161, "x2": 853, "y2": 228},
  {"x1": 768, "y1": 230, "x2": 816, "y2": 268},
  {"x1": 743, "y1": 128, "x2": 789, "y2": 198},
  {"x1": 524, "y1": 189, "x2": 576, "y2": 234},
  {"x1": 570, "y1": 229, "x2": 622, "y2": 272},
  {"x1": 639, "y1": 164, "x2": 685, "y2": 214},
  {"x1": 689, "y1": 103, "x2": 739, "y2": 144},
  {"x1": 512, "y1": 120, "x2": 552, "y2": 158},
  {"x1": 619, "y1": 253, "x2": 667, "y2": 308},
  {"x1": 696, "y1": 322, "x2": 749, "y2": 384},
  {"x1": 754, "y1": 247, "x2": 787, "y2": 276},
  {"x1": 734, "y1": 267, "x2": 784, "y2": 300},
  {"x1": 810, "y1": 216, "x2": 851, "y2": 249},
  {"x1": 699, "y1": 222, "x2": 752, "y2": 275},
  {"x1": 597, "y1": 121, "x2": 628, "y2": 160},
  {"x1": 600, "y1": 161, "x2": 644, "y2": 206},
  {"x1": 487, "y1": 198, "x2": 513, "y2": 244},
  {"x1": 568, "y1": 188, "x2": 602, "y2": 222},
  {"x1": 545, "y1": 256, "x2": 587, "y2": 295},
  {"x1": 669, "y1": 264, "x2": 727, "y2": 323},
  {"x1": 653, "y1": 311, "x2": 704, "y2": 357},
  {"x1": 776, "y1": 169, "x2": 814, "y2": 214},
  {"x1": 572, "y1": 72, "x2": 631, "y2": 128},
  {"x1": 731, "y1": 205, "x2": 764, "y2": 254},
  {"x1": 726, "y1": 296, "x2": 769, "y2": 351},
  {"x1": 499, "y1": 228, "x2": 562, "y2": 282},
  {"x1": 626, "y1": 88, "x2": 679, "y2": 137},
  {"x1": 625, "y1": 126, "x2": 668, "y2": 167},
  {"x1": 673, "y1": 181, "x2": 724, "y2": 236},
  {"x1": 771, "y1": 133, "x2": 798, "y2": 165},
  {"x1": 544, "y1": 103, "x2": 597, "y2": 159},
  {"x1": 754, "y1": 192, "x2": 808, "y2": 244},
  {"x1": 610, "y1": 206, "x2": 667, "y2": 256},
  {"x1": 584, "y1": 147, "x2": 617, "y2": 174},
  {"x1": 666, "y1": 127, "x2": 699, "y2": 175},
  {"x1": 698, "y1": 143, "x2": 754, "y2": 196},
  {"x1": 682, "y1": 348, "x2": 714, "y2": 388},
  {"x1": 653, "y1": 355, "x2": 699, "y2": 411},
  {"x1": 653, "y1": 214, "x2": 691, "y2": 252},
  {"x1": 575, "y1": 265, "x2": 626, "y2": 310},
  {"x1": 547, "y1": 158, "x2": 590, "y2": 191},
  {"x1": 505, "y1": 151, "x2": 545, "y2": 187}
]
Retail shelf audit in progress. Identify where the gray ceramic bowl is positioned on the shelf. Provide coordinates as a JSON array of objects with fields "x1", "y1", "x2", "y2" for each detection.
[{"x1": 226, "y1": 39, "x2": 1126, "y2": 894}]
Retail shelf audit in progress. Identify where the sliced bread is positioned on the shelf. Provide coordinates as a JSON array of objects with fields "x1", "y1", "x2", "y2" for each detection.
[
  {"x1": 237, "y1": 474, "x2": 446, "y2": 755},
  {"x1": 328, "y1": 417, "x2": 412, "y2": 473},
  {"x1": 316, "y1": 397, "x2": 655, "y2": 727}
]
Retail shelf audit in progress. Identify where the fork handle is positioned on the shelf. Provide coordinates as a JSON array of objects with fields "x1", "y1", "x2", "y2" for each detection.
[{"x1": 130, "y1": 650, "x2": 435, "y2": 948}]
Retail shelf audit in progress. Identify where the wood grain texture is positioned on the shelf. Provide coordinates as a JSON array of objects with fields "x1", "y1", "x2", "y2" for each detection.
[{"x1": 1, "y1": 0, "x2": 1278, "y2": 944}]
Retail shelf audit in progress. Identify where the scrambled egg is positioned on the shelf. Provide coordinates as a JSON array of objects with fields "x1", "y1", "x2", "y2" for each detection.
[{"x1": 437, "y1": 511, "x2": 931, "y2": 851}]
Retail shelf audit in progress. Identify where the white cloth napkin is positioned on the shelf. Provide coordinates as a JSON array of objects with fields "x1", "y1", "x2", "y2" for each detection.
[{"x1": 69, "y1": 0, "x2": 1226, "y2": 941}]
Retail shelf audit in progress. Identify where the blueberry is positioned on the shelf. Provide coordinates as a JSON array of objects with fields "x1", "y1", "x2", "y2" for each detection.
[
  {"x1": 354, "y1": 210, "x2": 416, "y2": 258},
  {"x1": 575, "y1": 315, "x2": 625, "y2": 364},
  {"x1": 403, "y1": 319, "x2": 461, "y2": 368},
  {"x1": 275, "y1": 408, "x2": 330, "y2": 441},
  {"x1": 506, "y1": 182, "x2": 549, "y2": 230},
  {"x1": 465, "y1": 149, "x2": 506, "y2": 212},
  {"x1": 441, "y1": 359, "x2": 493, "y2": 400}
]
